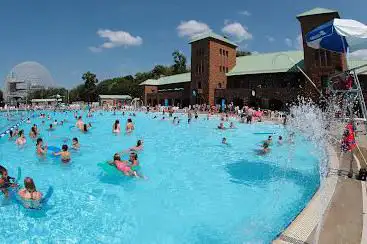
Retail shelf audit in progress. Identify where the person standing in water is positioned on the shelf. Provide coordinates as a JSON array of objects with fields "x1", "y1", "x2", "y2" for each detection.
[
  {"x1": 126, "y1": 118, "x2": 135, "y2": 133},
  {"x1": 36, "y1": 138, "x2": 48, "y2": 156},
  {"x1": 15, "y1": 130, "x2": 26, "y2": 145},
  {"x1": 112, "y1": 120, "x2": 121, "y2": 133}
]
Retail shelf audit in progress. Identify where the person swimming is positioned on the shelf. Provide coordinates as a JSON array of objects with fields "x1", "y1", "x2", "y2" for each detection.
[
  {"x1": 109, "y1": 153, "x2": 136, "y2": 177},
  {"x1": 128, "y1": 140, "x2": 143, "y2": 152},
  {"x1": 258, "y1": 142, "x2": 270, "y2": 155},
  {"x1": 0, "y1": 165, "x2": 17, "y2": 197},
  {"x1": 18, "y1": 177, "x2": 42, "y2": 208},
  {"x1": 15, "y1": 130, "x2": 26, "y2": 145},
  {"x1": 113, "y1": 120, "x2": 121, "y2": 133},
  {"x1": 53, "y1": 120, "x2": 58, "y2": 125},
  {"x1": 264, "y1": 136, "x2": 273, "y2": 145},
  {"x1": 229, "y1": 122, "x2": 236, "y2": 129},
  {"x1": 71, "y1": 137, "x2": 80, "y2": 150},
  {"x1": 126, "y1": 118, "x2": 134, "y2": 133},
  {"x1": 217, "y1": 122, "x2": 226, "y2": 130},
  {"x1": 53, "y1": 145, "x2": 71, "y2": 163},
  {"x1": 76, "y1": 116, "x2": 84, "y2": 129},
  {"x1": 26, "y1": 118, "x2": 31, "y2": 124},
  {"x1": 48, "y1": 124, "x2": 55, "y2": 131},
  {"x1": 29, "y1": 125, "x2": 38, "y2": 139},
  {"x1": 222, "y1": 137, "x2": 228, "y2": 145},
  {"x1": 36, "y1": 138, "x2": 48, "y2": 156},
  {"x1": 81, "y1": 124, "x2": 88, "y2": 133},
  {"x1": 9, "y1": 128, "x2": 18, "y2": 140},
  {"x1": 278, "y1": 136, "x2": 283, "y2": 145}
]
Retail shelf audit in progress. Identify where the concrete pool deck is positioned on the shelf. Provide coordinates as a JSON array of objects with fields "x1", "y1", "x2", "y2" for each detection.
[{"x1": 274, "y1": 130, "x2": 367, "y2": 244}]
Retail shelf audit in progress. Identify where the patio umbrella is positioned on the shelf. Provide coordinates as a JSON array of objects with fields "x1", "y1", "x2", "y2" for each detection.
[{"x1": 305, "y1": 18, "x2": 367, "y2": 53}]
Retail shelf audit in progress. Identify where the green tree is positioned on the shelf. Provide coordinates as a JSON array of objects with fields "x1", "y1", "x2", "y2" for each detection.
[
  {"x1": 82, "y1": 71, "x2": 99, "y2": 103},
  {"x1": 172, "y1": 50, "x2": 188, "y2": 74}
]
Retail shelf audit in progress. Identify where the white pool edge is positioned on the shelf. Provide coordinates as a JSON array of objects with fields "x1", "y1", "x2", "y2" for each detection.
[
  {"x1": 273, "y1": 144, "x2": 339, "y2": 244},
  {"x1": 353, "y1": 153, "x2": 367, "y2": 244}
]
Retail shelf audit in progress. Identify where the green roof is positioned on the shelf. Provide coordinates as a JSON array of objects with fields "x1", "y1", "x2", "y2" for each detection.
[
  {"x1": 297, "y1": 7, "x2": 337, "y2": 18},
  {"x1": 140, "y1": 72, "x2": 191, "y2": 86},
  {"x1": 349, "y1": 59, "x2": 367, "y2": 74},
  {"x1": 189, "y1": 32, "x2": 238, "y2": 47},
  {"x1": 99, "y1": 95, "x2": 132, "y2": 99},
  {"x1": 226, "y1": 51, "x2": 304, "y2": 76}
]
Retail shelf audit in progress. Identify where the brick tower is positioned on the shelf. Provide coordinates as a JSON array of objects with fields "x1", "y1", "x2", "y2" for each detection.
[
  {"x1": 189, "y1": 33, "x2": 237, "y2": 105},
  {"x1": 297, "y1": 8, "x2": 347, "y2": 99}
]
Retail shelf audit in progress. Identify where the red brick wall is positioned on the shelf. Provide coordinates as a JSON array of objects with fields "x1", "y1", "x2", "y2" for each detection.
[
  {"x1": 298, "y1": 12, "x2": 347, "y2": 99},
  {"x1": 143, "y1": 85, "x2": 157, "y2": 105},
  {"x1": 207, "y1": 40, "x2": 236, "y2": 105},
  {"x1": 191, "y1": 40, "x2": 210, "y2": 104}
]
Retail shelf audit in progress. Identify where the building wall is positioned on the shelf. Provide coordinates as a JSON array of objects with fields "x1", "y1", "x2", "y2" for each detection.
[
  {"x1": 190, "y1": 38, "x2": 236, "y2": 105},
  {"x1": 208, "y1": 40, "x2": 236, "y2": 105},
  {"x1": 298, "y1": 12, "x2": 347, "y2": 99},
  {"x1": 145, "y1": 82, "x2": 191, "y2": 107},
  {"x1": 143, "y1": 85, "x2": 157, "y2": 105},
  {"x1": 190, "y1": 40, "x2": 210, "y2": 104}
]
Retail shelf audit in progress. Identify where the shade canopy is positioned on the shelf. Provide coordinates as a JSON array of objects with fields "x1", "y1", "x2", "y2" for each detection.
[{"x1": 306, "y1": 18, "x2": 367, "y2": 53}]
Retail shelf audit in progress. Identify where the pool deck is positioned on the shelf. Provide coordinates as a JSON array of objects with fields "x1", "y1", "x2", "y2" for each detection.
[{"x1": 274, "y1": 127, "x2": 367, "y2": 244}]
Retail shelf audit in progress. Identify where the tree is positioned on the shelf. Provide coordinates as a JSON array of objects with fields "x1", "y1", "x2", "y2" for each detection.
[
  {"x1": 172, "y1": 50, "x2": 188, "y2": 74},
  {"x1": 82, "y1": 72, "x2": 99, "y2": 103},
  {"x1": 236, "y1": 50, "x2": 252, "y2": 57},
  {"x1": 0, "y1": 89, "x2": 3, "y2": 101}
]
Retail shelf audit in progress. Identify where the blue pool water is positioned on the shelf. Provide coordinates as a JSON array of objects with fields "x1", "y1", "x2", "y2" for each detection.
[{"x1": 0, "y1": 111, "x2": 321, "y2": 243}]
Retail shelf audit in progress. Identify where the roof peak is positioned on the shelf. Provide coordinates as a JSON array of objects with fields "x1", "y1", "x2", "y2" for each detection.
[
  {"x1": 297, "y1": 7, "x2": 338, "y2": 18},
  {"x1": 189, "y1": 32, "x2": 238, "y2": 47}
]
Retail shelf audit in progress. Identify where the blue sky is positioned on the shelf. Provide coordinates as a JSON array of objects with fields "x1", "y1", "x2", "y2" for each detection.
[{"x1": 1, "y1": 0, "x2": 366, "y2": 88}]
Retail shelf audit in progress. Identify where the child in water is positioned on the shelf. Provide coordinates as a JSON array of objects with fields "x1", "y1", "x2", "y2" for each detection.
[
  {"x1": 36, "y1": 138, "x2": 48, "y2": 156},
  {"x1": 18, "y1": 177, "x2": 42, "y2": 207},
  {"x1": 72, "y1": 138, "x2": 80, "y2": 150},
  {"x1": 0, "y1": 165, "x2": 18, "y2": 197},
  {"x1": 109, "y1": 153, "x2": 137, "y2": 177},
  {"x1": 15, "y1": 130, "x2": 26, "y2": 145},
  {"x1": 53, "y1": 145, "x2": 71, "y2": 163}
]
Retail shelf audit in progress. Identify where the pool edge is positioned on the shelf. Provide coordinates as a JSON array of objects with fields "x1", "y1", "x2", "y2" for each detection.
[{"x1": 272, "y1": 144, "x2": 339, "y2": 244}]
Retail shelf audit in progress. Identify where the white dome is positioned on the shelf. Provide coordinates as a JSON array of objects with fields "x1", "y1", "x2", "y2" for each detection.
[{"x1": 9, "y1": 61, "x2": 55, "y2": 87}]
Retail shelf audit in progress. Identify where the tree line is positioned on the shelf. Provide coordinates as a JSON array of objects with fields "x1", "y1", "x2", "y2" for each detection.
[{"x1": 25, "y1": 50, "x2": 189, "y2": 103}]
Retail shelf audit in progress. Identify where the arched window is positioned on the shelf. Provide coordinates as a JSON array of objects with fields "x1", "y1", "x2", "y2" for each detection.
[{"x1": 218, "y1": 83, "x2": 222, "y2": 89}]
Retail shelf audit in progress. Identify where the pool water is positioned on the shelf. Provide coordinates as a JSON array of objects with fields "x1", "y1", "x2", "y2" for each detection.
[{"x1": 0, "y1": 111, "x2": 321, "y2": 243}]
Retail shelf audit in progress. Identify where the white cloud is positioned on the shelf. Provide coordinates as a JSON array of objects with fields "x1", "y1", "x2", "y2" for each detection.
[
  {"x1": 285, "y1": 38, "x2": 292, "y2": 47},
  {"x1": 266, "y1": 35, "x2": 275, "y2": 42},
  {"x1": 222, "y1": 22, "x2": 253, "y2": 42},
  {"x1": 177, "y1": 20, "x2": 211, "y2": 38},
  {"x1": 350, "y1": 49, "x2": 367, "y2": 60},
  {"x1": 90, "y1": 29, "x2": 143, "y2": 52},
  {"x1": 239, "y1": 10, "x2": 251, "y2": 16}
]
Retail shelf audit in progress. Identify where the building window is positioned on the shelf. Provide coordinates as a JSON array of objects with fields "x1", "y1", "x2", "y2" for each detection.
[
  {"x1": 226, "y1": 67, "x2": 229, "y2": 73},
  {"x1": 315, "y1": 50, "x2": 331, "y2": 67},
  {"x1": 226, "y1": 51, "x2": 228, "y2": 57},
  {"x1": 219, "y1": 66, "x2": 222, "y2": 72},
  {"x1": 218, "y1": 83, "x2": 222, "y2": 89},
  {"x1": 220, "y1": 49, "x2": 222, "y2": 55},
  {"x1": 198, "y1": 81, "x2": 202, "y2": 89}
]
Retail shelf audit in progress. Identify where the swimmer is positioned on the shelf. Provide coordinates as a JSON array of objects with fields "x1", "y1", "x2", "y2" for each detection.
[
  {"x1": 36, "y1": 138, "x2": 48, "y2": 156},
  {"x1": 26, "y1": 118, "x2": 31, "y2": 124},
  {"x1": 53, "y1": 120, "x2": 58, "y2": 125},
  {"x1": 53, "y1": 145, "x2": 71, "y2": 163},
  {"x1": 161, "y1": 116, "x2": 165, "y2": 120},
  {"x1": 59, "y1": 120, "x2": 64, "y2": 126},
  {"x1": 9, "y1": 128, "x2": 18, "y2": 140},
  {"x1": 29, "y1": 125, "x2": 38, "y2": 138},
  {"x1": 0, "y1": 165, "x2": 18, "y2": 197},
  {"x1": 217, "y1": 122, "x2": 226, "y2": 130},
  {"x1": 18, "y1": 177, "x2": 42, "y2": 202},
  {"x1": 48, "y1": 124, "x2": 55, "y2": 131},
  {"x1": 264, "y1": 136, "x2": 273, "y2": 145},
  {"x1": 188, "y1": 111, "x2": 192, "y2": 124},
  {"x1": 258, "y1": 142, "x2": 270, "y2": 155},
  {"x1": 222, "y1": 137, "x2": 228, "y2": 145},
  {"x1": 15, "y1": 130, "x2": 26, "y2": 145},
  {"x1": 76, "y1": 116, "x2": 84, "y2": 129},
  {"x1": 126, "y1": 118, "x2": 134, "y2": 133},
  {"x1": 229, "y1": 122, "x2": 236, "y2": 129},
  {"x1": 112, "y1": 120, "x2": 121, "y2": 133},
  {"x1": 88, "y1": 122, "x2": 92, "y2": 128},
  {"x1": 82, "y1": 124, "x2": 88, "y2": 133},
  {"x1": 194, "y1": 111, "x2": 198, "y2": 119},
  {"x1": 153, "y1": 115, "x2": 157, "y2": 119},
  {"x1": 72, "y1": 137, "x2": 80, "y2": 150},
  {"x1": 278, "y1": 136, "x2": 283, "y2": 145},
  {"x1": 128, "y1": 140, "x2": 143, "y2": 152},
  {"x1": 109, "y1": 153, "x2": 137, "y2": 177}
]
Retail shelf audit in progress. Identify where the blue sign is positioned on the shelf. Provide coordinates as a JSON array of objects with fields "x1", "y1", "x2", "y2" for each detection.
[{"x1": 164, "y1": 99, "x2": 169, "y2": 106}]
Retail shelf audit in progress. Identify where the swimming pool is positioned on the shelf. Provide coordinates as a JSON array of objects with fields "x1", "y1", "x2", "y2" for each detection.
[{"x1": 0, "y1": 111, "x2": 321, "y2": 243}]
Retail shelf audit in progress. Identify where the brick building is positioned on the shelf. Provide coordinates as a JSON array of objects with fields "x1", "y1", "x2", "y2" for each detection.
[{"x1": 140, "y1": 8, "x2": 367, "y2": 110}]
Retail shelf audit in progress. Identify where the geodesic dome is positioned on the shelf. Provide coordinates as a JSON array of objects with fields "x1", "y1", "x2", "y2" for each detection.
[{"x1": 9, "y1": 61, "x2": 55, "y2": 87}]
